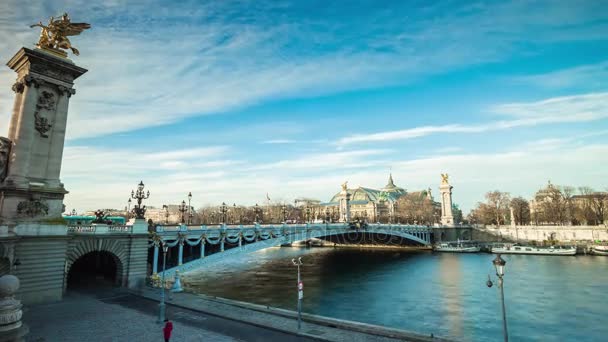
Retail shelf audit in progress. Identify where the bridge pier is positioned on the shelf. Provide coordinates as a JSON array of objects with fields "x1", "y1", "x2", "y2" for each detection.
[{"x1": 200, "y1": 241, "x2": 206, "y2": 258}]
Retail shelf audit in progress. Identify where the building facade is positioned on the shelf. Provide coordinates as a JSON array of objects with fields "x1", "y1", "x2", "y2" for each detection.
[{"x1": 320, "y1": 174, "x2": 442, "y2": 223}]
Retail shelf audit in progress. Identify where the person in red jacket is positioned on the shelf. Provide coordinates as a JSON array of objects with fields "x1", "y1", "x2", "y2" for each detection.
[{"x1": 163, "y1": 319, "x2": 173, "y2": 342}]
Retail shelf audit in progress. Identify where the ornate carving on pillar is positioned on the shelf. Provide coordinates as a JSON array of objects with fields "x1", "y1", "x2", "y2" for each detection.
[
  {"x1": 23, "y1": 75, "x2": 45, "y2": 88},
  {"x1": 0, "y1": 138, "x2": 12, "y2": 182},
  {"x1": 33, "y1": 90, "x2": 55, "y2": 138},
  {"x1": 16, "y1": 199, "x2": 49, "y2": 217},
  {"x1": 11, "y1": 82, "x2": 24, "y2": 94},
  {"x1": 57, "y1": 85, "x2": 76, "y2": 97}
]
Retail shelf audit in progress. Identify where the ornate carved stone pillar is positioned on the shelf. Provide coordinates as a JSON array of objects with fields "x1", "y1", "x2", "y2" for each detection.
[
  {"x1": 1, "y1": 48, "x2": 87, "y2": 223},
  {"x1": 439, "y1": 174, "x2": 454, "y2": 226}
]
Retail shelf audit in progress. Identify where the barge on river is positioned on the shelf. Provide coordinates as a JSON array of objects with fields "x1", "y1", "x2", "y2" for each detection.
[
  {"x1": 434, "y1": 240, "x2": 480, "y2": 253},
  {"x1": 591, "y1": 245, "x2": 608, "y2": 256},
  {"x1": 491, "y1": 244, "x2": 576, "y2": 256}
]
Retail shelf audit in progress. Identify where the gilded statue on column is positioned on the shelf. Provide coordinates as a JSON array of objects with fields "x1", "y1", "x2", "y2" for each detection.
[
  {"x1": 30, "y1": 13, "x2": 91, "y2": 56},
  {"x1": 441, "y1": 173, "x2": 449, "y2": 185}
]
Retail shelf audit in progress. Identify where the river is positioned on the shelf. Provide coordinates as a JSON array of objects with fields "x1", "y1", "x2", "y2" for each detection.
[{"x1": 184, "y1": 247, "x2": 608, "y2": 341}]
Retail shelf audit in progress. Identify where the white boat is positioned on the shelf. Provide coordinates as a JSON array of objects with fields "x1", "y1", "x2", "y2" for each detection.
[
  {"x1": 591, "y1": 245, "x2": 608, "y2": 256},
  {"x1": 434, "y1": 241, "x2": 480, "y2": 253},
  {"x1": 491, "y1": 244, "x2": 576, "y2": 256}
]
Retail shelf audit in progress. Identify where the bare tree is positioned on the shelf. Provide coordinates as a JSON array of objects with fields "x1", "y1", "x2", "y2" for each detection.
[
  {"x1": 510, "y1": 197, "x2": 530, "y2": 225},
  {"x1": 395, "y1": 193, "x2": 436, "y2": 224},
  {"x1": 485, "y1": 191, "x2": 511, "y2": 225}
]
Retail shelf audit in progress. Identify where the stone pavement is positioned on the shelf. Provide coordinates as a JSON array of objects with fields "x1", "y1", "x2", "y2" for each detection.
[
  {"x1": 136, "y1": 286, "x2": 453, "y2": 342},
  {"x1": 23, "y1": 291, "x2": 240, "y2": 342}
]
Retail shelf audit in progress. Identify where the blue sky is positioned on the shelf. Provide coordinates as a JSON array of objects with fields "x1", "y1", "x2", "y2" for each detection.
[{"x1": 0, "y1": 0, "x2": 607, "y2": 213}]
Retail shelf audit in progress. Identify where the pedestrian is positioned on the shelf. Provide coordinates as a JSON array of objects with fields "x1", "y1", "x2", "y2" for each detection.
[{"x1": 163, "y1": 319, "x2": 173, "y2": 342}]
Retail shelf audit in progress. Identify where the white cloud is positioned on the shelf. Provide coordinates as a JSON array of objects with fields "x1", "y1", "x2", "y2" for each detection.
[
  {"x1": 261, "y1": 139, "x2": 297, "y2": 144},
  {"x1": 1, "y1": 1, "x2": 606, "y2": 139},
  {"x1": 516, "y1": 61, "x2": 608, "y2": 89},
  {"x1": 337, "y1": 92, "x2": 608, "y2": 146},
  {"x1": 62, "y1": 136, "x2": 608, "y2": 214}
]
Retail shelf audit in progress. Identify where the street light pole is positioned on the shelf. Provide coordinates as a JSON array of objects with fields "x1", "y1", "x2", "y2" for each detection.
[
  {"x1": 220, "y1": 202, "x2": 227, "y2": 224},
  {"x1": 162, "y1": 205, "x2": 169, "y2": 224},
  {"x1": 233, "y1": 203, "x2": 237, "y2": 224},
  {"x1": 188, "y1": 192, "x2": 193, "y2": 225},
  {"x1": 291, "y1": 257, "x2": 303, "y2": 330},
  {"x1": 178, "y1": 200, "x2": 187, "y2": 224},
  {"x1": 487, "y1": 254, "x2": 508, "y2": 342},
  {"x1": 282, "y1": 205, "x2": 287, "y2": 223},
  {"x1": 158, "y1": 242, "x2": 169, "y2": 323}
]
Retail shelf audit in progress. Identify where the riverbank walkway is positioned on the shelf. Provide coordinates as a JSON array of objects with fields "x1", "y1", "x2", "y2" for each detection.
[
  {"x1": 135, "y1": 286, "x2": 452, "y2": 342},
  {"x1": 24, "y1": 287, "x2": 454, "y2": 342}
]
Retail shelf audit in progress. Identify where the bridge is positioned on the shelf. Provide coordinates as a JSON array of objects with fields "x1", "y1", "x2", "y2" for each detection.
[{"x1": 150, "y1": 222, "x2": 435, "y2": 279}]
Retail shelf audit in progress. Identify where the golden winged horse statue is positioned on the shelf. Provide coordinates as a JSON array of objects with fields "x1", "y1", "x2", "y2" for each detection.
[{"x1": 30, "y1": 13, "x2": 90, "y2": 56}]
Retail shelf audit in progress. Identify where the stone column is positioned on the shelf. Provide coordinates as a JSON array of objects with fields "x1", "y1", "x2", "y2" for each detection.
[
  {"x1": 177, "y1": 241, "x2": 183, "y2": 266},
  {"x1": 338, "y1": 184, "x2": 351, "y2": 223},
  {"x1": 439, "y1": 175, "x2": 454, "y2": 226},
  {"x1": 510, "y1": 207, "x2": 516, "y2": 227},
  {"x1": 152, "y1": 245, "x2": 159, "y2": 275},
  {"x1": 1, "y1": 48, "x2": 87, "y2": 222}
]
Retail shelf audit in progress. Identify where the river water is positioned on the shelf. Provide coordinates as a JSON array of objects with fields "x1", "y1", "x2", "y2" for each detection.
[{"x1": 184, "y1": 247, "x2": 608, "y2": 341}]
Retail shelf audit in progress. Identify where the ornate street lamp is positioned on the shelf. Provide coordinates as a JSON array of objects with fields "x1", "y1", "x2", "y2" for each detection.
[
  {"x1": 220, "y1": 202, "x2": 228, "y2": 224},
  {"x1": 187, "y1": 192, "x2": 193, "y2": 225},
  {"x1": 162, "y1": 205, "x2": 169, "y2": 224},
  {"x1": 232, "y1": 203, "x2": 237, "y2": 224},
  {"x1": 178, "y1": 200, "x2": 187, "y2": 224},
  {"x1": 305, "y1": 207, "x2": 311, "y2": 223},
  {"x1": 487, "y1": 254, "x2": 508, "y2": 342},
  {"x1": 130, "y1": 180, "x2": 150, "y2": 219},
  {"x1": 127, "y1": 198, "x2": 131, "y2": 219},
  {"x1": 254, "y1": 203, "x2": 261, "y2": 223},
  {"x1": 291, "y1": 257, "x2": 304, "y2": 330},
  {"x1": 282, "y1": 204, "x2": 288, "y2": 223},
  {"x1": 325, "y1": 208, "x2": 330, "y2": 223},
  {"x1": 158, "y1": 242, "x2": 169, "y2": 323}
]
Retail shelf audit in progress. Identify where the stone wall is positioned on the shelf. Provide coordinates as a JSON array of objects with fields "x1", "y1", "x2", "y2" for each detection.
[{"x1": 472, "y1": 225, "x2": 608, "y2": 243}]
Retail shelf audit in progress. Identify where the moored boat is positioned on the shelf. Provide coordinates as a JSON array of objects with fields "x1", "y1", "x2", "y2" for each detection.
[
  {"x1": 591, "y1": 245, "x2": 608, "y2": 256},
  {"x1": 434, "y1": 241, "x2": 480, "y2": 253},
  {"x1": 491, "y1": 244, "x2": 576, "y2": 256}
]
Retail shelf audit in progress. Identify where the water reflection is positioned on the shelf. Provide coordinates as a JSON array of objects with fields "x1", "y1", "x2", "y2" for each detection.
[
  {"x1": 184, "y1": 248, "x2": 608, "y2": 342},
  {"x1": 438, "y1": 255, "x2": 464, "y2": 337}
]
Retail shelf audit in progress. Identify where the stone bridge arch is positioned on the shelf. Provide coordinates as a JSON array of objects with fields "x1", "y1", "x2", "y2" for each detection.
[
  {"x1": 160, "y1": 227, "x2": 431, "y2": 278},
  {"x1": 65, "y1": 239, "x2": 129, "y2": 290}
]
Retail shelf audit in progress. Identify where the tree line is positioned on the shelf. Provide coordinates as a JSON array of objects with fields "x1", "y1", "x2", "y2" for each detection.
[{"x1": 467, "y1": 185, "x2": 607, "y2": 226}]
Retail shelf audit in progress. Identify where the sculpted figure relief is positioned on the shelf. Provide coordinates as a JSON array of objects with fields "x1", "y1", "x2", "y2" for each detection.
[
  {"x1": 0, "y1": 137, "x2": 11, "y2": 182},
  {"x1": 30, "y1": 13, "x2": 90, "y2": 56},
  {"x1": 34, "y1": 91, "x2": 55, "y2": 138},
  {"x1": 341, "y1": 181, "x2": 348, "y2": 191},
  {"x1": 441, "y1": 173, "x2": 449, "y2": 185}
]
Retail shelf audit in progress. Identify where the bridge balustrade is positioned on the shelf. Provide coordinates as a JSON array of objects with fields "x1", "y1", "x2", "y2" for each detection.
[
  {"x1": 150, "y1": 223, "x2": 438, "y2": 279},
  {"x1": 67, "y1": 224, "x2": 133, "y2": 234}
]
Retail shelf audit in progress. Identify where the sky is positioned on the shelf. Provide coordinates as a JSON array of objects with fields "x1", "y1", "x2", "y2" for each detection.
[{"x1": 0, "y1": 0, "x2": 607, "y2": 213}]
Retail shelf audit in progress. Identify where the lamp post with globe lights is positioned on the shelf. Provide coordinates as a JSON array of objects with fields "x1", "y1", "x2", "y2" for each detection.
[
  {"x1": 130, "y1": 181, "x2": 150, "y2": 219},
  {"x1": 178, "y1": 200, "x2": 187, "y2": 224},
  {"x1": 487, "y1": 254, "x2": 508, "y2": 342},
  {"x1": 220, "y1": 202, "x2": 228, "y2": 224}
]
